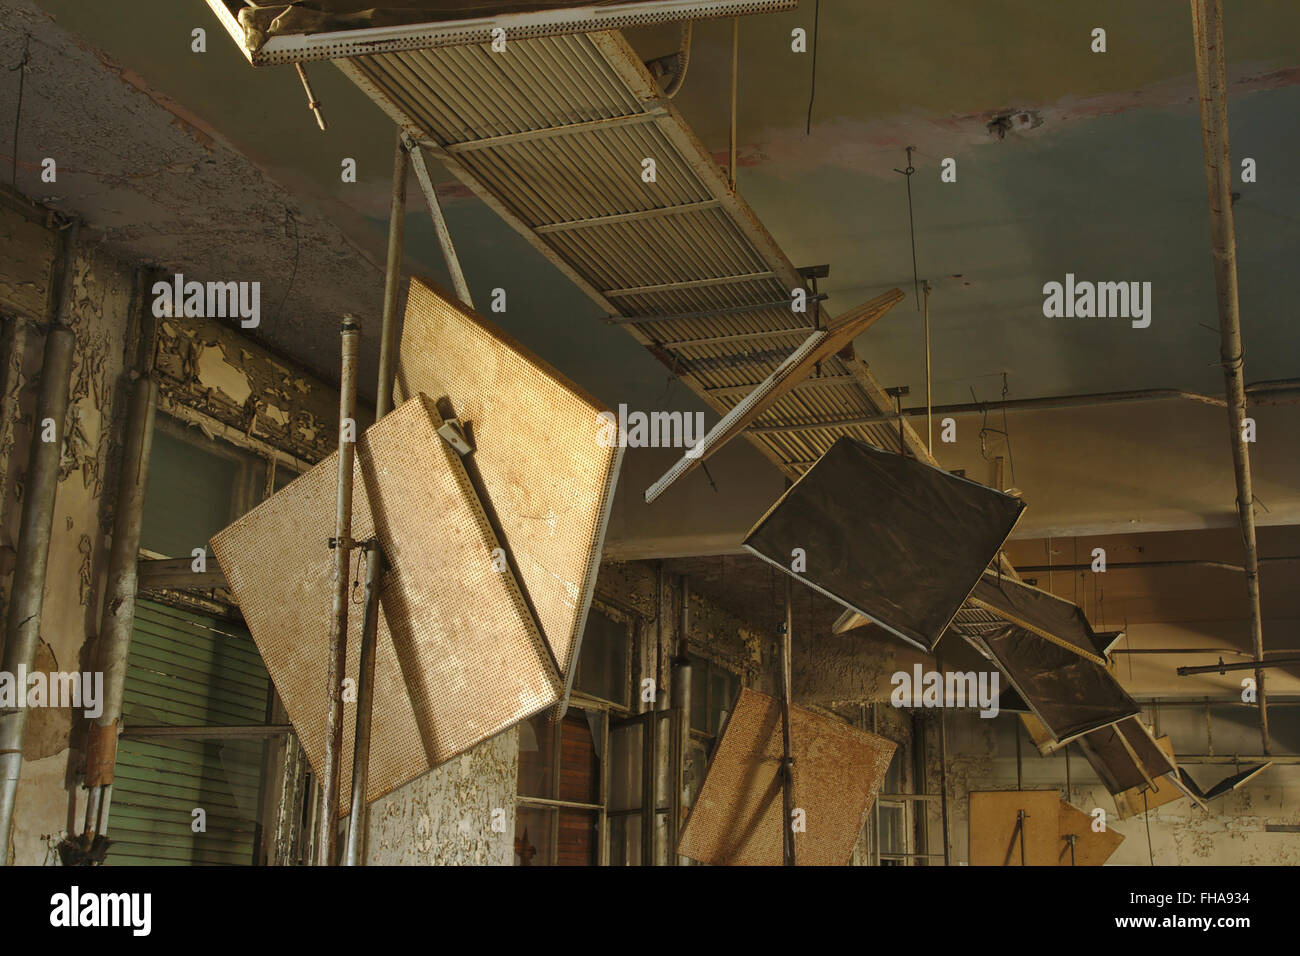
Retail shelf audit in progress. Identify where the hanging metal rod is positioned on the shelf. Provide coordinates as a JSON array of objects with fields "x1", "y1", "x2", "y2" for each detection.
[
  {"x1": 535, "y1": 199, "x2": 721, "y2": 234},
  {"x1": 440, "y1": 108, "x2": 666, "y2": 153},
  {"x1": 602, "y1": 293, "x2": 826, "y2": 326},
  {"x1": 1017, "y1": 556, "x2": 1300, "y2": 575},
  {"x1": 603, "y1": 271, "x2": 777, "y2": 298}
]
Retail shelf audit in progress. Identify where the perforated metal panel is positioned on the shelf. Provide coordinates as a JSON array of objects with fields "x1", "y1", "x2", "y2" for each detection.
[
  {"x1": 396, "y1": 277, "x2": 622, "y2": 712},
  {"x1": 676, "y1": 688, "x2": 896, "y2": 866},
  {"x1": 211, "y1": 395, "x2": 561, "y2": 813}
]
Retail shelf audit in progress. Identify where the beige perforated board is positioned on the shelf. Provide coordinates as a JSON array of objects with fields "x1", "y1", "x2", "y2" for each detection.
[
  {"x1": 396, "y1": 276, "x2": 623, "y2": 709},
  {"x1": 676, "y1": 688, "x2": 896, "y2": 866},
  {"x1": 211, "y1": 394, "x2": 561, "y2": 815}
]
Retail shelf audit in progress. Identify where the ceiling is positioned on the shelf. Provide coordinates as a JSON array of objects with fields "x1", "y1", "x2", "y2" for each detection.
[{"x1": 4, "y1": 0, "x2": 1297, "y2": 704}]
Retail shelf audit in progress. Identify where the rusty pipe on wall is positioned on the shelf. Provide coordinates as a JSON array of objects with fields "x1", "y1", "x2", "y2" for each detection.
[
  {"x1": 1189, "y1": 0, "x2": 1269, "y2": 754},
  {"x1": 317, "y1": 316, "x2": 361, "y2": 865},
  {"x1": 0, "y1": 220, "x2": 79, "y2": 863},
  {"x1": 83, "y1": 373, "x2": 157, "y2": 842}
]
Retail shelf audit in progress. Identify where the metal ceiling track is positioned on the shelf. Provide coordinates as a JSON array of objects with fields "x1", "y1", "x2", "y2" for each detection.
[{"x1": 332, "y1": 30, "x2": 937, "y2": 480}]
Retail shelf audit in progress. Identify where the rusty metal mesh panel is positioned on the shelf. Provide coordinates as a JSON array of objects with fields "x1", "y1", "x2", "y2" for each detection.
[
  {"x1": 212, "y1": 394, "x2": 561, "y2": 813},
  {"x1": 677, "y1": 688, "x2": 896, "y2": 866},
  {"x1": 396, "y1": 276, "x2": 622, "y2": 707}
]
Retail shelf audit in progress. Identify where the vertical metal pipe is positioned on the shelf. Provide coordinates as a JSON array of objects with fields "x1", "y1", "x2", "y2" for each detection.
[
  {"x1": 780, "y1": 576, "x2": 796, "y2": 866},
  {"x1": 375, "y1": 131, "x2": 409, "y2": 421},
  {"x1": 1189, "y1": 0, "x2": 1269, "y2": 754},
  {"x1": 0, "y1": 221, "x2": 79, "y2": 863},
  {"x1": 729, "y1": 18, "x2": 739, "y2": 191},
  {"x1": 923, "y1": 280, "x2": 933, "y2": 454},
  {"x1": 670, "y1": 567, "x2": 692, "y2": 866},
  {"x1": 936, "y1": 698, "x2": 950, "y2": 865},
  {"x1": 316, "y1": 316, "x2": 360, "y2": 866},
  {"x1": 83, "y1": 373, "x2": 157, "y2": 840},
  {"x1": 404, "y1": 133, "x2": 473, "y2": 309},
  {"x1": 343, "y1": 540, "x2": 384, "y2": 866}
]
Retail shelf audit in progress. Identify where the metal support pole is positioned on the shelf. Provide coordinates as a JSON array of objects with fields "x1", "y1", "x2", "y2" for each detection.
[
  {"x1": 1190, "y1": 0, "x2": 1269, "y2": 754},
  {"x1": 936, "y1": 693, "x2": 950, "y2": 865},
  {"x1": 83, "y1": 373, "x2": 157, "y2": 841},
  {"x1": 404, "y1": 133, "x2": 473, "y2": 309},
  {"x1": 0, "y1": 222, "x2": 79, "y2": 863},
  {"x1": 671, "y1": 569, "x2": 692, "y2": 865},
  {"x1": 923, "y1": 280, "x2": 933, "y2": 454},
  {"x1": 729, "y1": 18, "x2": 739, "y2": 191},
  {"x1": 780, "y1": 576, "x2": 796, "y2": 866},
  {"x1": 344, "y1": 539, "x2": 384, "y2": 866},
  {"x1": 376, "y1": 131, "x2": 409, "y2": 421},
  {"x1": 316, "y1": 316, "x2": 361, "y2": 866}
]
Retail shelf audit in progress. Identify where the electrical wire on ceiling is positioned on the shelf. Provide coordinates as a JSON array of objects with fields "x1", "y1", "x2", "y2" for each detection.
[
  {"x1": 893, "y1": 146, "x2": 921, "y2": 309},
  {"x1": 972, "y1": 373, "x2": 1017, "y2": 488},
  {"x1": 805, "y1": 0, "x2": 820, "y2": 134},
  {"x1": 9, "y1": 33, "x2": 30, "y2": 186}
]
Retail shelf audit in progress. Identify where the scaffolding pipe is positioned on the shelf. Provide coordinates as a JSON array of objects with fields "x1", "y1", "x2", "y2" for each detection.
[
  {"x1": 344, "y1": 539, "x2": 384, "y2": 866},
  {"x1": 375, "y1": 131, "x2": 409, "y2": 421},
  {"x1": 780, "y1": 576, "x2": 796, "y2": 866},
  {"x1": 316, "y1": 316, "x2": 361, "y2": 865},
  {"x1": 83, "y1": 373, "x2": 158, "y2": 841},
  {"x1": 728, "y1": 17, "x2": 738, "y2": 191},
  {"x1": 923, "y1": 280, "x2": 933, "y2": 454},
  {"x1": 0, "y1": 221, "x2": 79, "y2": 863},
  {"x1": 670, "y1": 567, "x2": 692, "y2": 865},
  {"x1": 404, "y1": 133, "x2": 473, "y2": 308},
  {"x1": 1190, "y1": 0, "x2": 1269, "y2": 754}
]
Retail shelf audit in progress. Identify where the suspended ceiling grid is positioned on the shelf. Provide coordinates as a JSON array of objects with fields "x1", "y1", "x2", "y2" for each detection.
[{"x1": 334, "y1": 30, "x2": 934, "y2": 478}]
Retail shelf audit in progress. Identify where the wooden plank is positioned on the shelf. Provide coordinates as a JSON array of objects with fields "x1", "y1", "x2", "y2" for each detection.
[
  {"x1": 138, "y1": 556, "x2": 227, "y2": 590},
  {"x1": 968, "y1": 790, "x2": 1061, "y2": 866},
  {"x1": 1112, "y1": 736, "x2": 1186, "y2": 819},
  {"x1": 645, "y1": 288, "x2": 905, "y2": 503}
]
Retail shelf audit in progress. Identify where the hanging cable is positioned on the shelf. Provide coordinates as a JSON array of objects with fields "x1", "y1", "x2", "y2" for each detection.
[
  {"x1": 9, "y1": 34, "x2": 30, "y2": 186},
  {"x1": 805, "y1": 0, "x2": 821, "y2": 134},
  {"x1": 661, "y1": 22, "x2": 693, "y2": 98},
  {"x1": 893, "y1": 146, "x2": 921, "y2": 309}
]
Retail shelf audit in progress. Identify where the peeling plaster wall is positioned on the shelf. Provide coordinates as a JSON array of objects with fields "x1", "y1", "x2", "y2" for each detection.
[
  {"x1": 153, "y1": 307, "x2": 348, "y2": 467},
  {"x1": 1, "y1": 197, "x2": 133, "y2": 864},
  {"x1": 366, "y1": 730, "x2": 518, "y2": 866}
]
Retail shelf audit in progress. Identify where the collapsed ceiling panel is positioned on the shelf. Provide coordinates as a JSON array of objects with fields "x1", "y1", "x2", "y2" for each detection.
[
  {"x1": 965, "y1": 569, "x2": 1107, "y2": 664},
  {"x1": 677, "y1": 688, "x2": 896, "y2": 866},
  {"x1": 211, "y1": 394, "x2": 562, "y2": 812},
  {"x1": 395, "y1": 276, "x2": 622, "y2": 710},
  {"x1": 328, "y1": 28, "x2": 935, "y2": 486},
  {"x1": 743, "y1": 436, "x2": 1025, "y2": 653},
  {"x1": 1178, "y1": 762, "x2": 1273, "y2": 804},
  {"x1": 207, "y1": 1, "x2": 799, "y2": 65},
  {"x1": 1078, "y1": 718, "x2": 1178, "y2": 796},
  {"x1": 1113, "y1": 736, "x2": 1188, "y2": 818},
  {"x1": 966, "y1": 624, "x2": 1138, "y2": 744}
]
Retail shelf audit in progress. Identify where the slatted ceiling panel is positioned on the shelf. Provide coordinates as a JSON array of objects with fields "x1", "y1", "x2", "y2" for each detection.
[{"x1": 339, "y1": 30, "x2": 931, "y2": 481}]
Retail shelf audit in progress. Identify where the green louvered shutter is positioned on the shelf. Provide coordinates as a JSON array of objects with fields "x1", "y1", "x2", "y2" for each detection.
[{"x1": 109, "y1": 600, "x2": 270, "y2": 865}]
